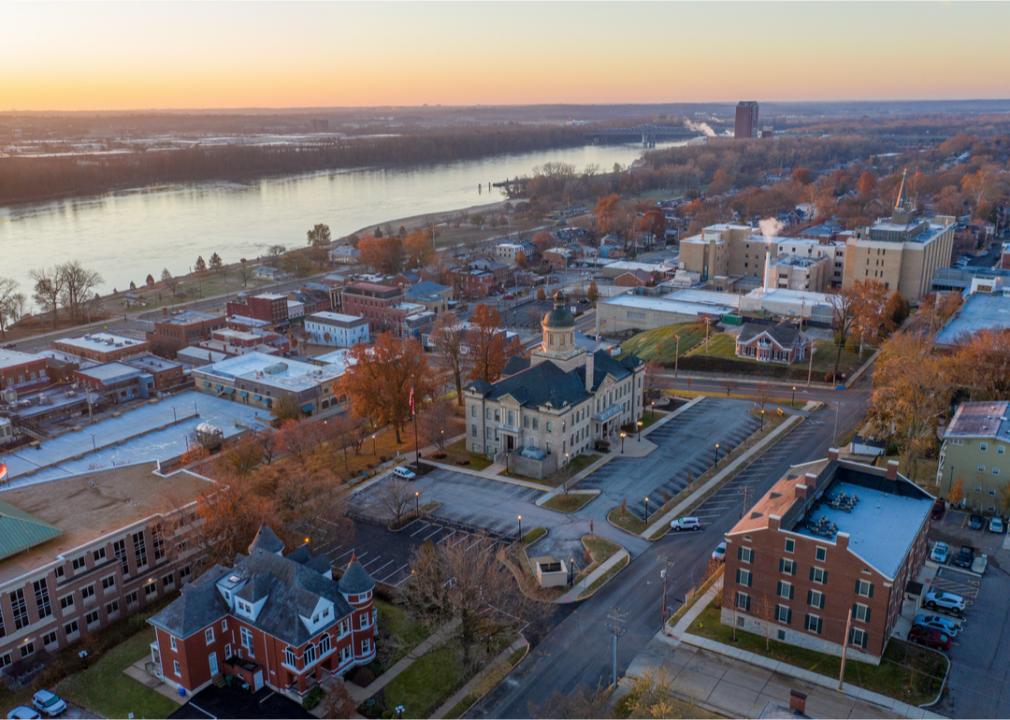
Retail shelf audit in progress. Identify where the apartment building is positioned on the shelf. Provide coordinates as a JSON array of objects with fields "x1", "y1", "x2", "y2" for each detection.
[
  {"x1": 722, "y1": 451, "x2": 932, "y2": 663},
  {"x1": 148, "y1": 527, "x2": 376, "y2": 701},
  {"x1": 936, "y1": 401, "x2": 1010, "y2": 511},
  {"x1": 226, "y1": 294, "x2": 290, "y2": 327},
  {"x1": 0, "y1": 349, "x2": 50, "y2": 393},
  {"x1": 52, "y1": 333, "x2": 149, "y2": 363},
  {"x1": 339, "y1": 282, "x2": 404, "y2": 333},
  {"x1": 146, "y1": 311, "x2": 227, "y2": 358},
  {"x1": 303, "y1": 312, "x2": 370, "y2": 348},
  {"x1": 0, "y1": 464, "x2": 210, "y2": 680}
]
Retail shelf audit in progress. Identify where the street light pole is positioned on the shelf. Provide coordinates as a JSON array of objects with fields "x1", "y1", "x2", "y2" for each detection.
[
  {"x1": 620, "y1": 431, "x2": 626, "y2": 454},
  {"x1": 637, "y1": 419, "x2": 643, "y2": 442},
  {"x1": 415, "y1": 491, "x2": 420, "y2": 516},
  {"x1": 517, "y1": 514, "x2": 523, "y2": 543},
  {"x1": 644, "y1": 496, "x2": 650, "y2": 521},
  {"x1": 714, "y1": 442, "x2": 721, "y2": 466},
  {"x1": 791, "y1": 385, "x2": 797, "y2": 408}
]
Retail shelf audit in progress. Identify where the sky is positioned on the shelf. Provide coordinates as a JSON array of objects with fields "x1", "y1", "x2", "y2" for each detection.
[{"x1": 2, "y1": 1, "x2": 1010, "y2": 111}]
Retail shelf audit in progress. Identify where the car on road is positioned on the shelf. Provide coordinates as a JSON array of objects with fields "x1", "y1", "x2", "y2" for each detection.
[
  {"x1": 670, "y1": 516, "x2": 702, "y2": 532},
  {"x1": 908, "y1": 625, "x2": 953, "y2": 652},
  {"x1": 914, "y1": 613, "x2": 961, "y2": 636},
  {"x1": 930, "y1": 541, "x2": 950, "y2": 564},
  {"x1": 989, "y1": 517, "x2": 1004, "y2": 534},
  {"x1": 7, "y1": 707, "x2": 41, "y2": 720},
  {"x1": 30, "y1": 692, "x2": 66, "y2": 718},
  {"x1": 972, "y1": 553, "x2": 989, "y2": 575},
  {"x1": 924, "y1": 589, "x2": 967, "y2": 616},
  {"x1": 953, "y1": 545, "x2": 974, "y2": 569},
  {"x1": 392, "y1": 466, "x2": 417, "y2": 481},
  {"x1": 969, "y1": 514, "x2": 985, "y2": 531},
  {"x1": 712, "y1": 542, "x2": 727, "y2": 562}
]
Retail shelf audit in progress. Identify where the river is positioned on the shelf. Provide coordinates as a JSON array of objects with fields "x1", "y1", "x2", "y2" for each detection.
[{"x1": 0, "y1": 141, "x2": 686, "y2": 295}]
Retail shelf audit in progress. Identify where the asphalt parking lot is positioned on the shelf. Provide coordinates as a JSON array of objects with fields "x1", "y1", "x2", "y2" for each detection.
[
  {"x1": 578, "y1": 398, "x2": 760, "y2": 519},
  {"x1": 925, "y1": 510, "x2": 1010, "y2": 718}
]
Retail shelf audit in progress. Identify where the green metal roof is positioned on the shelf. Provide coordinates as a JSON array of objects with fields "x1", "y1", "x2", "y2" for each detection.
[{"x1": 0, "y1": 500, "x2": 63, "y2": 561}]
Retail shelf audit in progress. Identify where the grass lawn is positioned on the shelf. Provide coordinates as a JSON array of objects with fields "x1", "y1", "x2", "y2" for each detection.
[
  {"x1": 374, "y1": 599, "x2": 431, "y2": 668},
  {"x1": 55, "y1": 628, "x2": 178, "y2": 719},
  {"x1": 443, "y1": 439, "x2": 493, "y2": 471},
  {"x1": 523, "y1": 527, "x2": 547, "y2": 545},
  {"x1": 536, "y1": 452, "x2": 602, "y2": 487},
  {"x1": 688, "y1": 603, "x2": 946, "y2": 705},
  {"x1": 881, "y1": 454, "x2": 939, "y2": 490},
  {"x1": 685, "y1": 332, "x2": 737, "y2": 359},
  {"x1": 543, "y1": 492, "x2": 596, "y2": 513},
  {"x1": 638, "y1": 409, "x2": 666, "y2": 430},
  {"x1": 443, "y1": 644, "x2": 528, "y2": 719},
  {"x1": 620, "y1": 322, "x2": 706, "y2": 363},
  {"x1": 811, "y1": 340, "x2": 874, "y2": 380},
  {"x1": 576, "y1": 534, "x2": 621, "y2": 580},
  {"x1": 608, "y1": 506, "x2": 648, "y2": 534},
  {"x1": 373, "y1": 644, "x2": 464, "y2": 719}
]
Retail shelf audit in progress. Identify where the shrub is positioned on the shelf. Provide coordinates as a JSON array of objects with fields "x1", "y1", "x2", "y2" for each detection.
[{"x1": 302, "y1": 685, "x2": 324, "y2": 710}]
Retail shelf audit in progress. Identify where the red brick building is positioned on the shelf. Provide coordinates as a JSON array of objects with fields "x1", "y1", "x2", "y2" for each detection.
[
  {"x1": 339, "y1": 282, "x2": 404, "y2": 332},
  {"x1": 734, "y1": 323, "x2": 810, "y2": 365},
  {"x1": 226, "y1": 293, "x2": 289, "y2": 327},
  {"x1": 52, "y1": 333, "x2": 148, "y2": 363},
  {"x1": 148, "y1": 527, "x2": 376, "y2": 701},
  {"x1": 146, "y1": 311, "x2": 226, "y2": 358},
  {"x1": 722, "y1": 452, "x2": 932, "y2": 663},
  {"x1": 0, "y1": 348, "x2": 50, "y2": 393}
]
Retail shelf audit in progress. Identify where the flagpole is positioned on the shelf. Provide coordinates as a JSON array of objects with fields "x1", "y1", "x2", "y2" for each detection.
[{"x1": 411, "y1": 386, "x2": 420, "y2": 467}]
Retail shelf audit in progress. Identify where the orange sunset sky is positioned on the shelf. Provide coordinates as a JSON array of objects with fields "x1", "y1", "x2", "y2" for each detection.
[{"x1": 3, "y1": 1, "x2": 1009, "y2": 111}]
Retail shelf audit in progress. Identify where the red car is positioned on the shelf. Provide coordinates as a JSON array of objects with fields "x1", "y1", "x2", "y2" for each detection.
[{"x1": 908, "y1": 625, "x2": 953, "y2": 651}]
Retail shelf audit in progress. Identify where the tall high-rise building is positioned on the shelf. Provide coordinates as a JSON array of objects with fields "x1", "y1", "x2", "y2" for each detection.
[{"x1": 734, "y1": 101, "x2": 759, "y2": 139}]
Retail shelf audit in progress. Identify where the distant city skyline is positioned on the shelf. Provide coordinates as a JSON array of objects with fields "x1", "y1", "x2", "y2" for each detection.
[{"x1": 3, "y1": 1, "x2": 1010, "y2": 111}]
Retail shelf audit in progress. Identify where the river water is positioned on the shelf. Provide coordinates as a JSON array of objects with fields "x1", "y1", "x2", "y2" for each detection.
[{"x1": 0, "y1": 141, "x2": 684, "y2": 295}]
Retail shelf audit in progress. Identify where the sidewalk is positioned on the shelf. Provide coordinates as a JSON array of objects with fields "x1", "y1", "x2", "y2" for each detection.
[
  {"x1": 557, "y1": 548, "x2": 630, "y2": 603},
  {"x1": 431, "y1": 636, "x2": 528, "y2": 719},
  {"x1": 641, "y1": 412, "x2": 804, "y2": 538},
  {"x1": 347, "y1": 619, "x2": 460, "y2": 704},
  {"x1": 666, "y1": 580, "x2": 944, "y2": 719}
]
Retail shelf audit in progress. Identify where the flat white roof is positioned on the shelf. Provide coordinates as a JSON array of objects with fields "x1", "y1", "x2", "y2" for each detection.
[
  {"x1": 746, "y1": 287, "x2": 833, "y2": 305},
  {"x1": 56, "y1": 333, "x2": 145, "y2": 354},
  {"x1": 602, "y1": 293, "x2": 733, "y2": 317},
  {"x1": 666, "y1": 288, "x2": 743, "y2": 307},
  {"x1": 0, "y1": 348, "x2": 46, "y2": 371},
  {"x1": 78, "y1": 362, "x2": 143, "y2": 383},
  {"x1": 194, "y1": 351, "x2": 346, "y2": 392},
  {"x1": 307, "y1": 311, "x2": 367, "y2": 326}
]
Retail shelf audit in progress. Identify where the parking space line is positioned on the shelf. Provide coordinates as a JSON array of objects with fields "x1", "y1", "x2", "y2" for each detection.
[
  {"x1": 436, "y1": 530, "x2": 457, "y2": 544},
  {"x1": 409, "y1": 522, "x2": 433, "y2": 537},
  {"x1": 463, "y1": 537, "x2": 484, "y2": 552},
  {"x1": 421, "y1": 526, "x2": 444, "y2": 541},
  {"x1": 369, "y1": 559, "x2": 396, "y2": 577},
  {"x1": 332, "y1": 548, "x2": 356, "y2": 564}
]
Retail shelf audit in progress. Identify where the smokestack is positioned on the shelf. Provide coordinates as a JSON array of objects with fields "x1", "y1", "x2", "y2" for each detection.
[{"x1": 763, "y1": 246, "x2": 773, "y2": 291}]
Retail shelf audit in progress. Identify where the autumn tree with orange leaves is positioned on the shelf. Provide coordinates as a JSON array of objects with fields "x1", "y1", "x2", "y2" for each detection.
[
  {"x1": 467, "y1": 304, "x2": 509, "y2": 384},
  {"x1": 358, "y1": 234, "x2": 404, "y2": 274},
  {"x1": 403, "y1": 229, "x2": 434, "y2": 268},
  {"x1": 342, "y1": 332, "x2": 435, "y2": 443}
]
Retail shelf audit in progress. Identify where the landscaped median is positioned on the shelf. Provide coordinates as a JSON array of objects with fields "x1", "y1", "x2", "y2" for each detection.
[{"x1": 543, "y1": 489, "x2": 597, "y2": 513}]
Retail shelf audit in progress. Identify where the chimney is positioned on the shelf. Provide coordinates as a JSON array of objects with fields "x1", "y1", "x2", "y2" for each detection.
[
  {"x1": 768, "y1": 514, "x2": 781, "y2": 531},
  {"x1": 795, "y1": 483, "x2": 808, "y2": 500},
  {"x1": 585, "y1": 349, "x2": 595, "y2": 393},
  {"x1": 789, "y1": 690, "x2": 807, "y2": 715},
  {"x1": 804, "y1": 471, "x2": 819, "y2": 491},
  {"x1": 827, "y1": 447, "x2": 839, "y2": 462},
  {"x1": 835, "y1": 532, "x2": 849, "y2": 551},
  {"x1": 886, "y1": 459, "x2": 899, "y2": 480}
]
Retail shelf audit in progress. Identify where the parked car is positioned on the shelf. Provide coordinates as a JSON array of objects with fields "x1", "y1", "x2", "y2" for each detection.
[
  {"x1": 670, "y1": 516, "x2": 702, "y2": 532},
  {"x1": 913, "y1": 612, "x2": 961, "y2": 637},
  {"x1": 30, "y1": 692, "x2": 66, "y2": 718},
  {"x1": 7, "y1": 708, "x2": 41, "y2": 720},
  {"x1": 930, "y1": 541, "x2": 950, "y2": 564},
  {"x1": 908, "y1": 625, "x2": 953, "y2": 652},
  {"x1": 931, "y1": 498, "x2": 946, "y2": 521},
  {"x1": 969, "y1": 514, "x2": 985, "y2": 531},
  {"x1": 953, "y1": 545, "x2": 974, "y2": 569},
  {"x1": 972, "y1": 553, "x2": 989, "y2": 575},
  {"x1": 392, "y1": 465, "x2": 417, "y2": 481},
  {"x1": 924, "y1": 589, "x2": 966, "y2": 616},
  {"x1": 712, "y1": 542, "x2": 727, "y2": 562},
  {"x1": 989, "y1": 517, "x2": 1004, "y2": 534}
]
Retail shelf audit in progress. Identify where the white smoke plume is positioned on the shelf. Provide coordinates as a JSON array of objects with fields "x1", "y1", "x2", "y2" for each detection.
[
  {"x1": 683, "y1": 120, "x2": 716, "y2": 138},
  {"x1": 759, "y1": 217, "x2": 784, "y2": 241}
]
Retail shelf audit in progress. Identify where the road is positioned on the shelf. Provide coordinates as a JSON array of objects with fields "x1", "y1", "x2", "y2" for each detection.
[{"x1": 469, "y1": 373, "x2": 871, "y2": 719}]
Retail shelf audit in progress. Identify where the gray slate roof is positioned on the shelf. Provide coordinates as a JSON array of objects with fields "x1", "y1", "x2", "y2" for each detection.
[
  {"x1": 249, "y1": 525, "x2": 285, "y2": 555},
  {"x1": 149, "y1": 538, "x2": 364, "y2": 644},
  {"x1": 738, "y1": 323, "x2": 802, "y2": 348},
  {"x1": 338, "y1": 558, "x2": 376, "y2": 594}
]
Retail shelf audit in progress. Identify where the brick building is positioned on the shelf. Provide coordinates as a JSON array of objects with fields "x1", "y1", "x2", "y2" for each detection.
[
  {"x1": 735, "y1": 323, "x2": 810, "y2": 364},
  {"x1": 226, "y1": 293, "x2": 290, "y2": 327},
  {"x1": 0, "y1": 464, "x2": 210, "y2": 681},
  {"x1": 0, "y1": 349, "x2": 50, "y2": 393},
  {"x1": 146, "y1": 311, "x2": 227, "y2": 358},
  {"x1": 339, "y1": 282, "x2": 404, "y2": 333},
  {"x1": 148, "y1": 527, "x2": 376, "y2": 701},
  {"x1": 722, "y1": 451, "x2": 933, "y2": 663},
  {"x1": 52, "y1": 333, "x2": 148, "y2": 363}
]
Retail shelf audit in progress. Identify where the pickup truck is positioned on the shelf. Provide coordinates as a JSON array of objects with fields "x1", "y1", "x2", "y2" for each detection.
[{"x1": 953, "y1": 545, "x2": 974, "y2": 569}]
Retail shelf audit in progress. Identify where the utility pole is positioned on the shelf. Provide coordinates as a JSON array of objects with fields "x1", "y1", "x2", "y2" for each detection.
[
  {"x1": 838, "y1": 606, "x2": 853, "y2": 690},
  {"x1": 674, "y1": 334, "x2": 680, "y2": 379},
  {"x1": 807, "y1": 345, "x2": 815, "y2": 387},
  {"x1": 606, "y1": 608, "x2": 626, "y2": 687},
  {"x1": 660, "y1": 565, "x2": 669, "y2": 625}
]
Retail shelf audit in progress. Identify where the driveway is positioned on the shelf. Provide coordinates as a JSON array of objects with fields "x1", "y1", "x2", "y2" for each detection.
[{"x1": 577, "y1": 397, "x2": 759, "y2": 519}]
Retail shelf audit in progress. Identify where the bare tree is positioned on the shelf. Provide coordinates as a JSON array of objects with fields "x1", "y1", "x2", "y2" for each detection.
[
  {"x1": 161, "y1": 268, "x2": 180, "y2": 296},
  {"x1": 380, "y1": 478, "x2": 414, "y2": 526},
  {"x1": 405, "y1": 537, "x2": 544, "y2": 667},
  {"x1": 529, "y1": 683, "x2": 611, "y2": 719},
  {"x1": 419, "y1": 398, "x2": 454, "y2": 451},
  {"x1": 58, "y1": 261, "x2": 103, "y2": 322},
  {"x1": 0, "y1": 277, "x2": 22, "y2": 335},
  {"x1": 238, "y1": 259, "x2": 253, "y2": 287},
  {"x1": 829, "y1": 290, "x2": 857, "y2": 383},
  {"x1": 30, "y1": 266, "x2": 64, "y2": 326},
  {"x1": 431, "y1": 310, "x2": 468, "y2": 405}
]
